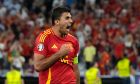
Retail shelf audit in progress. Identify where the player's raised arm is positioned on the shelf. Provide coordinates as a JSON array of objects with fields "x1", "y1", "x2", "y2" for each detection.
[{"x1": 34, "y1": 44, "x2": 71, "y2": 71}]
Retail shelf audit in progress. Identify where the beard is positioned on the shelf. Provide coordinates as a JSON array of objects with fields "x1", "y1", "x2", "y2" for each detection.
[
  {"x1": 59, "y1": 27, "x2": 69, "y2": 37},
  {"x1": 59, "y1": 24, "x2": 72, "y2": 37}
]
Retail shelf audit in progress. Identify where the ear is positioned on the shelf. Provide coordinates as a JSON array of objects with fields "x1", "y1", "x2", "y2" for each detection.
[{"x1": 55, "y1": 20, "x2": 59, "y2": 25}]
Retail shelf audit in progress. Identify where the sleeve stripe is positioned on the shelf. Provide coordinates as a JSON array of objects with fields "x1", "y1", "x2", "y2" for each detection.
[{"x1": 39, "y1": 29, "x2": 52, "y2": 42}]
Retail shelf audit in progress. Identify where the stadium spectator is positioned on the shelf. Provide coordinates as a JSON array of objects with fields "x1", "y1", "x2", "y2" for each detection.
[{"x1": 83, "y1": 39, "x2": 96, "y2": 69}]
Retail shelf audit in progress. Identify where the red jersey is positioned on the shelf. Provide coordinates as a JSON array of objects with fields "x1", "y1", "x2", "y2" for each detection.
[{"x1": 34, "y1": 28, "x2": 79, "y2": 84}]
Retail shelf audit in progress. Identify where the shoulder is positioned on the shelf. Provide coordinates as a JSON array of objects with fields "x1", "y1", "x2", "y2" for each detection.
[
  {"x1": 36, "y1": 28, "x2": 53, "y2": 43},
  {"x1": 6, "y1": 71, "x2": 11, "y2": 77},
  {"x1": 67, "y1": 34, "x2": 78, "y2": 43},
  {"x1": 67, "y1": 34, "x2": 79, "y2": 48}
]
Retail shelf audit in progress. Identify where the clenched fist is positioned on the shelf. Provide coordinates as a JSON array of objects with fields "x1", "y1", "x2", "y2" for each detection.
[{"x1": 58, "y1": 43, "x2": 73, "y2": 57}]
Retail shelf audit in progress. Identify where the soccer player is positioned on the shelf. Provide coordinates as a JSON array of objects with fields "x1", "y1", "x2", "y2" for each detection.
[{"x1": 33, "y1": 6, "x2": 80, "y2": 84}]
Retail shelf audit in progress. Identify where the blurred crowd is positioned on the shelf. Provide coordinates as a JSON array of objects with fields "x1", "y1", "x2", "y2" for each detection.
[{"x1": 0, "y1": 0, "x2": 140, "y2": 77}]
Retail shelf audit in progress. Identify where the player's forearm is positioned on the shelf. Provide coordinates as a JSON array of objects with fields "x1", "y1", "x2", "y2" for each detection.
[
  {"x1": 73, "y1": 64, "x2": 80, "y2": 84},
  {"x1": 34, "y1": 44, "x2": 71, "y2": 71},
  {"x1": 34, "y1": 52, "x2": 63, "y2": 71}
]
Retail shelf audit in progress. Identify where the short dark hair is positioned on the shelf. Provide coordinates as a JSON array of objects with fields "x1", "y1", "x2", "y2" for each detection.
[{"x1": 51, "y1": 6, "x2": 71, "y2": 25}]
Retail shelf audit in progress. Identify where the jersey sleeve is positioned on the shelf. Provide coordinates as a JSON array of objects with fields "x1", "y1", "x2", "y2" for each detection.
[{"x1": 34, "y1": 33, "x2": 48, "y2": 56}]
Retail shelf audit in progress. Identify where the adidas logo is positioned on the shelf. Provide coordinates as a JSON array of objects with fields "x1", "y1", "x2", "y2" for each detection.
[{"x1": 51, "y1": 44, "x2": 57, "y2": 48}]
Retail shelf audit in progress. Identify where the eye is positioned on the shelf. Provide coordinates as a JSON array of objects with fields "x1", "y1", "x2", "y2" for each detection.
[
  {"x1": 66, "y1": 17, "x2": 69, "y2": 19},
  {"x1": 65, "y1": 16, "x2": 71, "y2": 20}
]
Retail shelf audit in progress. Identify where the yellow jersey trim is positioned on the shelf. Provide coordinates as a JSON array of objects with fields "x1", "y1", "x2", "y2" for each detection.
[
  {"x1": 46, "y1": 68, "x2": 51, "y2": 84},
  {"x1": 39, "y1": 29, "x2": 52, "y2": 42}
]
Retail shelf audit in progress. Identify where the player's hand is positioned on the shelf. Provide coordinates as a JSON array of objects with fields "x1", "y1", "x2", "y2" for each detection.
[{"x1": 58, "y1": 44, "x2": 72, "y2": 57}]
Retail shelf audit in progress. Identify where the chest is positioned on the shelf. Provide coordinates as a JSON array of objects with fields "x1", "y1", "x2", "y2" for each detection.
[{"x1": 47, "y1": 38, "x2": 75, "y2": 58}]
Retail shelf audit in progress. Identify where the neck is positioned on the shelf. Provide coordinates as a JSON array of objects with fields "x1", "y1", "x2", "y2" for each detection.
[
  {"x1": 52, "y1": 25, "x2": 60, "y2": 36},
  {"x1": 52, "y1": 25, "x2": 66, "y2": 38}
]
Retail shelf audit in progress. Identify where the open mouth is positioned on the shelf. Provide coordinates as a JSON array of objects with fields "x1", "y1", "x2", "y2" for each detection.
[
  {"x1": 67, "y1": 26, "x2": 71, "y2": 29},
  {"x1": 66, "y1": 24, "x2": 72, "y2": 29}
]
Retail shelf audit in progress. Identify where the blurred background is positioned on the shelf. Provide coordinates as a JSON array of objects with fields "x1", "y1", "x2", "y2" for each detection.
[{"x1": 0, "y1": 0, "x2": 140, "y2": 84}]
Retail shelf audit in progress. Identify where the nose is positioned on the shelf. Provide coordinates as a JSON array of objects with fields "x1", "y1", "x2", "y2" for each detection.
[{"x1": 69, "y1": 18, "x2": 73, "y2": 24}]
